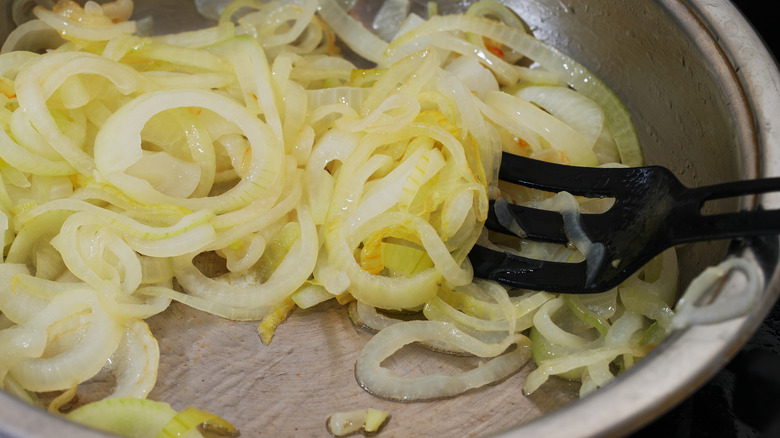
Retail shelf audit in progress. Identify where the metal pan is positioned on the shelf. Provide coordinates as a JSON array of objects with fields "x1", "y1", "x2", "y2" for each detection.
[{"x1": 0, "y1": 0, "x2": 779, "y2": 436}]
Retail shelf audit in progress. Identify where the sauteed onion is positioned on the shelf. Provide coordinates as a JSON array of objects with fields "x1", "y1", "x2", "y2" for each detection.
[{"x1": 0, "y1": 0, "x2": 717, "y2": 433}]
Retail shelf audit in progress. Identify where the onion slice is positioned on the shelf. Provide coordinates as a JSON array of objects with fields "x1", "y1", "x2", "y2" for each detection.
[{"x1": 355, "y1": 320, "x2": 530, "y2": 401}]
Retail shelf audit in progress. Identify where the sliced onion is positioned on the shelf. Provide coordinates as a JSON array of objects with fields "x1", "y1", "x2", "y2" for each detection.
[
  {"x1": 493, "y1": 197, "x2": 527, "y2": 238},
  {"x1": 515, "y1": 85, "x2": 605, "y2": 148},
  {"x1": 0, "y1": 19, "x2": 64, "y2": 53},
  {"x1": 93, "y1": 88, "x2": 284, "y2": 214},
  {"x1": 485, "y1": 91, "x2": 597, "y2": 166},
  {"x1": 672, "y1": 257, "x2": 761, "y2": 329},
  {"x1": 385, "y1": 13, "x2": 642, "y2": 166},
  {"x1": 14, "y1": 51, "x2": 140, "y2": 174},
  {"x1": 0, "y1": 326, "x2": 46, "y2": 383},
  {"x1": 9, "y1": 289, "x2": 124, "y2": 392},
  {"x1": 291, "y1": 282, "x2": 334, "y2": 309},
  {"x1": 107, "y1": 319, "x2": 159, "y2": 399},
  {"x1": 532, "y1": 297, "x2": 589, "y2": 347},
  {"x1": 372, "y1": 0, "x2": 410, "y2": 42},
  {"x1": 327, "y1": 408, "x2": 390, "y2": 436},
  {"x1": 167, "y1": 207, "x2": 317, "y2": 320},
  {"x1": 523, "y1": 344, "x2": 644, "y2": 394},
  {"x1": 355, "y1": 320, "x2": 530, "y2": 401},
  {"x1": 348, "y1": 301, "x2": 406, "y2": 332},
  {"x1": 0, "y1": 264, "x2": 49, "y2": 324},
  {"x1": 33, "y1": 4, "x2": 137, "y2": 41},
  {"x1": 317, "y1": 0, "x2": 388, "y2": 65},
  {"x1": 154, "y1": 21, "x2": 236, "y2": 48}
]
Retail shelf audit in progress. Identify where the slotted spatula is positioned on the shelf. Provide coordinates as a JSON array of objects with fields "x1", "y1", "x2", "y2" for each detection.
[{"x1": 468, "y1": 152, "x2": 780, "y2": 294}]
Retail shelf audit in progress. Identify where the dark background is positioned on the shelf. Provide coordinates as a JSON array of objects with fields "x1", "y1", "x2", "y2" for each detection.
[
  {"x1": 632, "y1": 3, "x2": 779, "y2": 437},
  {"x1": 736, "y1": 2, "x2": 777, "y2": 58}
]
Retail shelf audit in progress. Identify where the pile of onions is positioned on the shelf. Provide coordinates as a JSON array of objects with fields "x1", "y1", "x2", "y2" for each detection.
[{"x1": 0, "y1": 0, "x2": 718, "y2": 420}]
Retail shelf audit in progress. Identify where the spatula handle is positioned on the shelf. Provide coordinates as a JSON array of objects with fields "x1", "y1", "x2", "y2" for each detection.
[{"x1": 670, "y1": 177, "x2": 780, "y2": 243}]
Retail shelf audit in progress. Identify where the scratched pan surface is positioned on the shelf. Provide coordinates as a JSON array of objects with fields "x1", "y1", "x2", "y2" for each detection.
[{"x1": 1, "y1": 0, "x2": 780, "y2": 437}]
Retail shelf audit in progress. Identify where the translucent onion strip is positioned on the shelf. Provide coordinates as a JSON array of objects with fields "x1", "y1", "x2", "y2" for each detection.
[
  {"x1": 355, "y1": 320, "x2": 530, "y2": 401},
  {"x1": 13, "y1": 51, "x2": 140, "y2": 174},
  {"x1": 107, "y1": 319, "x2": 159, "y2": 399},
  {"x1": 32, "y1": 3, "x2": 137, "y2": 42},
  {"x1": 523, "y1": 344, "x2": 645, "y2": 395},
  {"x1": 93, "y1": 88, "x2": 284, "y2": 214},
  {"x1": 384, "y1": 13, "x2": 642, "y2": 166},
  {"x1": 317, "y1": 0, "x2": 388, "y2": 65},
  {"x1": 672, "y1": 257, "x2": 761, "y2": 329},
  {"x1": 9, "y1": 289, "x2": 125, "y2": 393},
  {"x1": 166, "y1": 207, "x2": 317, "y2": 320}
]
